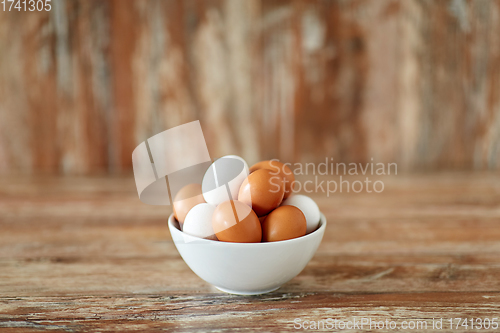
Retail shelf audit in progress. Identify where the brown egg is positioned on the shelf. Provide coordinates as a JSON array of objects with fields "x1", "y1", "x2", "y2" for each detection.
[
  {"x1": 261, "y1": 205, "x2": 307, "y2": 242},
  {"x1": 173, "y1": 183, "x2": 205, "y2": 228},
  {"x1": 249, "y1": 160, "x2": 295, "y2": 199},
  {"x1": 238, "y1": 169, "x2": 284, "y2": 216},
  {"x1": 212, "y1": 200, "x2": 262, "y2": 243}
]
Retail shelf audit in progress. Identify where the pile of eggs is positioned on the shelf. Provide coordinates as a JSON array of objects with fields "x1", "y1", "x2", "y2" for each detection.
[{"x1": 173, "y1": 156, "x2": 321, "y2": 243}]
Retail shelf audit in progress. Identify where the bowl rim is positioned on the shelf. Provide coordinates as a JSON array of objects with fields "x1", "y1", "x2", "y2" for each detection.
[{"x1": 168, "y1": 212, "x2": 327, "y2": 247}]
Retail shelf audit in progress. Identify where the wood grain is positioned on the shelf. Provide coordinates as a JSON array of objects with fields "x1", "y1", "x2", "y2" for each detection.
[
  {"x1": 1, "y1": 173, "x2": 500, "y2": 331},
  {"x1": 1, "y1": 0, "x2": 500, "y2": 174}
]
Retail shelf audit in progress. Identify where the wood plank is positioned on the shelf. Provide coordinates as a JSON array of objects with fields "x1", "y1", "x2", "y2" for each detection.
[{"x1": 1, "y1": 293, "x2": 500, "y2": 332}]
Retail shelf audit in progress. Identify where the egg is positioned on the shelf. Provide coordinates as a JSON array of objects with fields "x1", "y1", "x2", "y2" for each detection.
[
  {"x1": 249, "y1": 160, "x2": 295, "y2": 199},
  {"x1": 224, "y1": 154, "x2": 249, "y2": 171},
  {"x1": 212, "y1": 200, "x2": 261, "y2": 243},
  {"x1": 182, "y1": 203, "x2": 218, "y2": 241},
  {"x1": 261, "y1": 206, "x2": 307, "y2": 242},
  {"x1": 202, "y1": 155, "x2": 249, "y2": 206},
  {"x1": 281, "y1": 194, "x2": 320, "y2": 234},
  {"x1": 173, "y1": 183, "x2": 206, "y2": 228},
  {"x1": 238, "y1": 169, "x2": 285, "y2": 216}
]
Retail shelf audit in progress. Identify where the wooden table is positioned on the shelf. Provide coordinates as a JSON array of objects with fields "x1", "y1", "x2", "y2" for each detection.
[{"x1": 1, "y1": 173, "x2": 500, "y2": 332}]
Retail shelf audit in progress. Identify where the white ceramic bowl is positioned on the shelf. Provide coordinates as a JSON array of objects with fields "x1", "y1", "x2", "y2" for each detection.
[{"x1": 168, "y1": 213, "x2": 327, "y2": 295}]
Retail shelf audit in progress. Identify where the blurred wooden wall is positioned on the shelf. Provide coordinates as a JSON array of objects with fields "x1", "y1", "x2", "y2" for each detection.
[{"x1": 0, "y1": 0, "x2": 499, "y2": 174}]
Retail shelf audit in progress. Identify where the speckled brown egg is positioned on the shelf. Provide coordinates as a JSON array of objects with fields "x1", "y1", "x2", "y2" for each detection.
[
  {"x1": 212, "y1": 200, "x2": 262, "y2": 243},
  {"x1": 261, "y1": 205, "x2": 307, "y2": 242},
  {"x1": 249, "y1": 160, "x2": 295, "y2": 199},
  {"x1": 238, "y1": 169, "x2": 284, "y2": 216}
]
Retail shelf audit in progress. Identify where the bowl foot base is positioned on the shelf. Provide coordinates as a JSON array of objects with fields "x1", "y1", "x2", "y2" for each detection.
[{"x1": 215, "y1": 286, "x2": 280, "y2": 295}]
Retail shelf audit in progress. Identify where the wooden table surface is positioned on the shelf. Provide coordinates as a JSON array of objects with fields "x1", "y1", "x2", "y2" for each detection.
[{"x1": 1, "y1": 173, "x2": 500, "y2": 332}]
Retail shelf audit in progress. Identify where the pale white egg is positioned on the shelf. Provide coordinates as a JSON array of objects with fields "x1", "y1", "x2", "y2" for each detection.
[
  {"x1": 202, "y1": 155, "x2": 249, "y2": 205},
  {"x1": 281, "y1": 194, "x2": 320, "y2": 234},
  {"x1": 223, "y1": 155, "x2": 249, "y2": 171},
  {"x1": 182, "y1": 203, "x2": 218, "y2": 240}
]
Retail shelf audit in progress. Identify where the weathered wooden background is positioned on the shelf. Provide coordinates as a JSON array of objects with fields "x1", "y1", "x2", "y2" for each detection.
[{"x1": 0, "y1": 0, "x2": 499, "y2": 174}]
